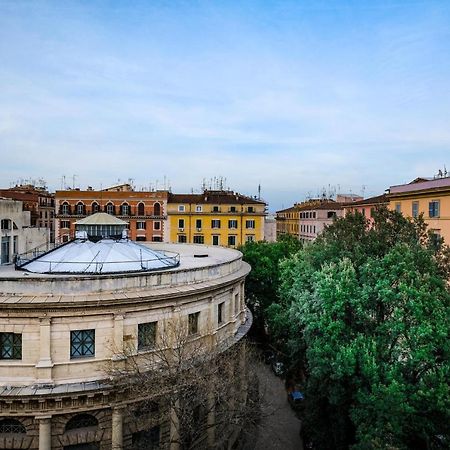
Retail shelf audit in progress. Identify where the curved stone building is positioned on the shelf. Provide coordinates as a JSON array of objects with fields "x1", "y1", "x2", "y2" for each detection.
[{"x1": 0, "y1": 214, "x2": 252, "y2": 450}]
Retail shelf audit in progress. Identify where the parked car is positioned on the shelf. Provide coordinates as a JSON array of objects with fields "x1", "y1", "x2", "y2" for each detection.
[
  {"x1": 271, "y1": 360, "x2": 285, "y2": 376},
  {"x1": 287, "y1": 390, "x2": 304, "y2": 409}
]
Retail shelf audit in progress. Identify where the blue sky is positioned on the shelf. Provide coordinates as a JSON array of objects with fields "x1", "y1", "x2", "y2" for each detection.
[{"x1": 0, "y1": 0, "x2": 449, "y2": 210}]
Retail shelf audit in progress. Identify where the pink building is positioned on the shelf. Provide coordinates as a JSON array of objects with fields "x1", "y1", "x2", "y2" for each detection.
[{"x1": 343, "y1": 194, "x2": 388, "y2": 225}]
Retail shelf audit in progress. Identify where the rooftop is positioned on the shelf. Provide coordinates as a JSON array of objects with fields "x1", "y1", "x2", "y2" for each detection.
[
  {"x1": 168, "y1": 190, "x2": 265, "y2": 205},
  {"x1": 389, "y1": 177, "x2": 450, "y2": 195}
]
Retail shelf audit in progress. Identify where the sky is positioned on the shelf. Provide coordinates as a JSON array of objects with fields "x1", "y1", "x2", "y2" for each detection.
[{"x1": 0, "y1": 0, "x2": 449, "y2": 211}]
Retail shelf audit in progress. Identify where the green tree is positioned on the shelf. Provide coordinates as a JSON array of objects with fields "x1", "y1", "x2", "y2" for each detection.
[
  {"x1": 239, "y1": 234, "x2": 301, "y2": 339},
  {"x1": 274, "y1": 209, "x2": 449, "y2": 449}
]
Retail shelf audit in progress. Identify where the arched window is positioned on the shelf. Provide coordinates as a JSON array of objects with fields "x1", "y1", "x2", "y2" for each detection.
[
  {"x1": 137, "y1": 202, "x2": 145, "y2": 216},
  {"x1": 153, "y1": 202, "x2": 161, "y2": 216},
  {"x1": 65, "y1": 414, "x2": 98, "y2": 432},
  {"x1": 105, "y1": 203, "x2": 115, "y2": 215},
  {"x1": 0, "y1": 418, "x2": 26, "y2": 434},
  {"x1": 121, "y1": 203, "x2": 130, "y2": 216},
  {"x1": 91, "y1": 202, "x2": 100, "y2": 214},
  {"x1": 61, "y1": 202, "x2": 71, "y2": 215},
  {"x1": 76, "y1": 202, "x2": 85, "y2": 215}
]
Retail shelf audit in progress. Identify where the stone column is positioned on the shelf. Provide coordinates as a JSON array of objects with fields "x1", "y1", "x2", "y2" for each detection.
[
  {"x1": 170, "y1": 399, "x2": 180, "y2": 450},
  {"x1": 112, "y1": 407, "x2": 124, "y2": 450},
  {"x1": 37, "y1": 416, "x2": 52, "y2": 450},
  {"x1": 35, "y1": 318, "x2": 53, "y2": 382}
]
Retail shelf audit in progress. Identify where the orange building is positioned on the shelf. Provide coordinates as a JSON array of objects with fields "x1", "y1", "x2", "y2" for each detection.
[{"x1": 55, "y1": 184, "x2": 168, "y2": 242}]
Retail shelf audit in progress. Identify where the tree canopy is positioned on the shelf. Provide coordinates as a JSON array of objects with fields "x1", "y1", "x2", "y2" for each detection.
[{"x1": 261, "y1": 209, "x2": 449, "y2": 449}]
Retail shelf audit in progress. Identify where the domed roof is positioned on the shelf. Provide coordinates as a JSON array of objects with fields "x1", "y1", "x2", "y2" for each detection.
[
  {"x1": 17, "y1": 213, "x2": 179, "y2": 274},
  {"x1": 19, "y1": 239, "x2": 179, "y2": 274}
]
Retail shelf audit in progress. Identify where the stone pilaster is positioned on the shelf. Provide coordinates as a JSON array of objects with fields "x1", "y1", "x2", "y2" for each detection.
[{"x1": 35, "y1": 318, "x2": 53, "y2": 383}]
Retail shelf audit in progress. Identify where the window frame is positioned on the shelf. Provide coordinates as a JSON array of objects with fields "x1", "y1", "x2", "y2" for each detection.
[
  {"x1": 138, "y1": 322, "x2": 157, "y2": 351},
  {"x1": 188, "y1": 312, "x2": 200, "y2": 335},
  {"x1": 218, "y1": 302, "x2": 225, "y2": 325},
  {"x1": 70, "y1": 329, "x2": 95, "y2": 359},
  {"x1": 429, "y1": 200, "x2": 440, "y2": 218},
  {"x1": 0, "y1": 332, "x2": 22, "y2": 360}
]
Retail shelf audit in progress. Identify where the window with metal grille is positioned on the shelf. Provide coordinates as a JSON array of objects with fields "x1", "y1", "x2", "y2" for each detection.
[
  {"x1": 178, "y1": 235, "x2": 187, "y2": 243},
  {"x1": 188, "y1": 312, "x2": 200, "y2": 335},
  {"x1": 65, "y1": 414, "x2": 98, "y2": 431},
  {"x1": 429, "y1": 200, "x2": 440, "y2": 218},
  {"x1": 70, "y1": 330, "x2": 95, "y2": 358},
  {"x1": 0, "y1": 332, "x2": 22, "y2": 360},
  {"x1": 0, "y1": 419, "x2": 26, "y2": 434},
  {"x1": 138, "y1": 322, "x2": 157, "y2": 350}
]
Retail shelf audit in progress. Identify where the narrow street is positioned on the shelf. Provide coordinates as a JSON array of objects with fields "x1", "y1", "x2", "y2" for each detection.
[{"x1": 247, "y1": 361, "x2": 304, "y2": 450}]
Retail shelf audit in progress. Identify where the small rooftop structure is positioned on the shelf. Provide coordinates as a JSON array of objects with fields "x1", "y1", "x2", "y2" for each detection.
[{"x1": 16, "y1": 213, "x2": 179, "y2": 274}]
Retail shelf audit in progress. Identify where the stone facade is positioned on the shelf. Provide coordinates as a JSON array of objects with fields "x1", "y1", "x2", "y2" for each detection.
[{"x1": 0, "y1": 244, "x2": 251, "y2": 449}]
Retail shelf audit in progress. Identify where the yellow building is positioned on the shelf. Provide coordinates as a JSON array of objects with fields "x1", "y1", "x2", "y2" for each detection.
[
  {"x1": 388, "y1": 176, "x2": 450, "y2": 245},
  {"x1": 275, "y1": 205, "x2": 301, "y2": 239},
  {"x1": 167, "y1": 190, "x2": 266, "y2": 247}
]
